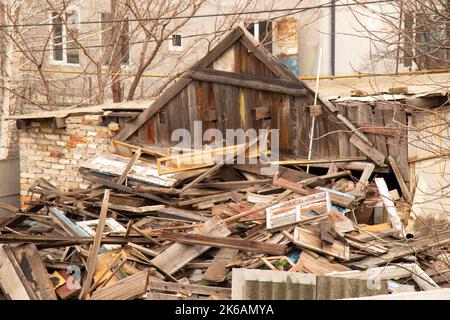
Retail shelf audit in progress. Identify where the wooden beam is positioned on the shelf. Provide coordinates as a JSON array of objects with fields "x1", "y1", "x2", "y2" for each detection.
[
  {"x1": 79, "y1": 190, "x2": 110, "y2": 299},
  {"x1": 354, "y1": 163, "x2": 375, "y2": 193},
  {"x1": 253, "y1": 107, "x2": 271, "y2": 120},
  {"x1": 159, "y1": 231, "x2": 287, "y2": 255},
  {"x1": 187, "y1": 68, "x2": 308, "y2": 96},
  {"x1": 374, "y1": 178, "x2": 404, "y2": 237},
  {"x1": 151, "y1": 217, "x2": 231, "y2": 275},
  {"x1": 117, "y1": 148, "x2": 142, "y2": 185},
  {"x1": 349, "y1": 135, "x2": 386, "y2": 166},
  {"x1": 388, "y1": 156, "x2": 412, "y2": 203}
]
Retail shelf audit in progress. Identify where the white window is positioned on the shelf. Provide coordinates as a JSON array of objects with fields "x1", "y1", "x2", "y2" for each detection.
[
  {"x1": 100, "y1": 13, "x2": 130, "y2": 66},
  {"x1": 51, "y1": 9, "x2": 80, "y2": 64},
  {"x1": 247, "y1": 21, "x2": 273, "y2": 53},
  {"x1": 169, "y1": 33, "x2": 183, "y2": 51}
]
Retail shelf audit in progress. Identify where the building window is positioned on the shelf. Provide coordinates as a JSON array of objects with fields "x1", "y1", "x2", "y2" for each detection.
[
  {"x1": 100, "y1": 13, "x2": 129, "y2": 66},
  {"x1": 247, "y1": 21, "x2": 273, "y2": 53},
  {"x1": 51, "y1": 10, "x2": 80, "y2": 64},
  {"x1": 169, "y1": 33, "x2": 183, "y2": 51}
]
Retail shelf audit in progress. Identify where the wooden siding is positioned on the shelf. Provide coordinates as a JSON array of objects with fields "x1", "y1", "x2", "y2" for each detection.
[{"x1": 127, "y1": 38, "x2": 407, "y2": 166}]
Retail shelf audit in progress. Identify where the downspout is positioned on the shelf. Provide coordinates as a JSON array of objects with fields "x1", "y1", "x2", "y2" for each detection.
[{"x1": 330, "y1": 0, "x2": 336, "y2": 76}]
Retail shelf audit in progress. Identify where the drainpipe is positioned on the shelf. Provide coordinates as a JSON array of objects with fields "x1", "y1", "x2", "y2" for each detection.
[{"x1": 330, "y1": 0, "x2": 336, "y2": 76}]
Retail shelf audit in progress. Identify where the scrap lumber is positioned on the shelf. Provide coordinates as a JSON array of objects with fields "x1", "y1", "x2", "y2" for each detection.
[
  {"x1": 117, "y1": 148, "x2": 142, "y2": 185},
  {"x1": 411, "y1": 264, "x2": 440, "y2": 291},
  {"x1": 273, "y1": 174, "x2": 354, "y2": 208},
  {"x1": 179, "y1": 136, "x2": 260, "y2": 193},
  {"x1": 388, "y1": 156, "x2": 412, "y2": 203},
  {"x1": 292, "y1": 249, "x2": 351, "y2": 275},
  {"x1": 203, "y1": 248, "x2": 238, "y2": 282},
  {"x1": 151, "y1": 217, "x2": 231, "y2": 275},
  {"x1": 159, "y1": 231, "x2": 288, "y2": 255},
  {"x1": 0, "y1": 245, "x2": 32, "y2": 300},
  {"x1": 90, "y1": 270, "x2": 151, "y2": 300},
  {"x1": 10, "y1": 244, "x2": 58, "y2": 300},
  {"x1": 374, "y1": 177, "x2": 405, "y2": 237},
  {"x1": 157, "y1": 207, "x2": 209, "y2": 222},
  {"x1": 354, "y1": 163, "x2": 375, "y2": 193},
  {"x1": 289, "y1": 227, "x2": 350, "y2": 260},
  {"x1": 326, "y1": 263, "x2": 416, "y2": 280},
  {"x1": 80, "y1": 171, "x2": 174, "y2": 205},
  {"x1": 350, "y1": 230, "x2": 450, "y2": 269},
  {"x1": 148, "y1": 280, "x2": 231, "y2": 298},
  {"x1": 349, "y1": 134, "x2": 386, "y2": 166},
  {"x1": 79, "y1": 190, "x2": 110, "y2": 299}
]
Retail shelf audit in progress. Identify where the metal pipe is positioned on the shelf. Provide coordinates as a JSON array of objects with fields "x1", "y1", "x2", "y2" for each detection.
[{"x1": 330, "y1": 0, "x2": 336, "y2": 76}]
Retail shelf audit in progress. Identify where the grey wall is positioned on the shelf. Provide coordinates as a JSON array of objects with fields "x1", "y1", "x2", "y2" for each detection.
[{"x1": 0, "y1": 158, "x2": 20, "y2": 216}]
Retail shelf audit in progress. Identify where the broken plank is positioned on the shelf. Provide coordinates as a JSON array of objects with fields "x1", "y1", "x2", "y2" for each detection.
[
  {"x1": 203, "y1": 248, "x2": 238, "y2": 282},
  {"x1": 10, "y1": 244, "x2": 57, "y2": 300},
  {"x1": 326, "y1": 263, "x2": 416, "y2": 280},
  {"x1": 148, "y1": 280, "x2": 231, "y2": 298},
  {"x1": 349, "y1": 134, "x2": 386, "y2": 166},
  {"x1": 117, "y1": 148, "x2": 142, "y2": 185},
  {"x1": 79, "y1": 190, "x2": 110, "y2": 299},
  {"x1": 0, "y1": 245, "x2": 32, "y2": 300},
  {"x1": 291, "y1": 227, "x2": 350, "y2": 260},
  {"x1": 388, "y1": 155, "x2": 412, "y2": 203},
  {"x1": 350, "y1": 230, "x2": 450, "y2": 269},
  {"x1": 374, "y1": 177, "x2": 405, "y2": 237},
  {"x1": 159, "y1": 231, "x2": 287, "y2": 256},
  {"x1": 292, "y1": 249, "x2": 351, "y2": 275},
  {"x1": 89, "y1": 270, "x2": 151, "y2": 300},
  {"x1": 151, "y1": 217, "x2": 231, "y2": 275}
]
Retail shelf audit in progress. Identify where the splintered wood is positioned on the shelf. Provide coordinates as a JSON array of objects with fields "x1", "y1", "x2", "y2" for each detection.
[{"x1": 1, "y1": 136, "x2": 447, "y2": 301}]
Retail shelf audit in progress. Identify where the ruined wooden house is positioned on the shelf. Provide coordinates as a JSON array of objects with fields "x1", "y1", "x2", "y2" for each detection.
[{"x1": 10, "y1": 26, "x2": 449, "y2": 205}]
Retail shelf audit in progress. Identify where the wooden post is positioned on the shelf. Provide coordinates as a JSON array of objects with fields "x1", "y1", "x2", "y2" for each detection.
[{"x1": 79, "y1": 189, "x2": 110, "y2": 299}]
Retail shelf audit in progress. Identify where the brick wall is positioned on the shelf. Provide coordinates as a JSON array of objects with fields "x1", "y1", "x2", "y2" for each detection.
[{"x1": 18, "y1": 114, "x2": 116, "y2": 206}]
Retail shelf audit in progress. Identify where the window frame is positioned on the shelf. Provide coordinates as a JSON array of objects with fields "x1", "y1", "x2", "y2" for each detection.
[
  {"x1": 49, "y1": 8, "x2": 81, "y2": 66},
  {"x1": 169, "y1": 33, "x2": 183, "y2": 52}
]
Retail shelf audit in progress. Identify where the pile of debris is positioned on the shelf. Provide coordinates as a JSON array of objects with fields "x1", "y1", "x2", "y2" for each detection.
[{"x1": 0, "y1": 140, "x2": 449, "y2": 300}]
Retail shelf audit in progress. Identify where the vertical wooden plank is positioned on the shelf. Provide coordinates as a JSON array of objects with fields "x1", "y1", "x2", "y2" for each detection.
[
  {"x1": 188, "y1": 82, "x2": 198, "y2": 145},
  {"x1": 79, "y1": 189, "x2": 111, "y2": 299},
  {"x1": 336, "y1": 103, "x2": 350, "y2": 158},
  {"x1": 372, "y1": 105, "x2": 388, "y2": 156}
]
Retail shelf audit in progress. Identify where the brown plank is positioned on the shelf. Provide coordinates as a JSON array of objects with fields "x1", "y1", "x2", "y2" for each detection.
[
  {"x1": 79, "y1": 190, "x2": 111, "y2": 299},
  {"x1": 151, "y1": 217, "x2": 231, "y2": 275},
  {"x1": 159, "y1": 231, "x2": 287, "y2": 255},
  {"x1": 187, "y1": 68, "x2": 307, "y2": 96}
]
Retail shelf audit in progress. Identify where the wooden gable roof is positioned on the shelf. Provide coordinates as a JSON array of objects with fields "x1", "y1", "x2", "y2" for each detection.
[{"x1": 115, "y1": 26, "x2": 386, "y2": 166}]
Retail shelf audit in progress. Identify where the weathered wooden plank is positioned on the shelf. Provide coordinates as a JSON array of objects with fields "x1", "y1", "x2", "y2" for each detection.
[
  {"x1": 159, "y1": 231, "x2": 287, "y2": 255},
  {"x1": 187, "y1": 68, "x2": 307, "y2": 96},
  {"x1": 388, "y1": 155, "x2": 412, "y2": 203},
  {"x1": 374, "y1": 178, "x2": 404, "y2": 237},
  {"x1": 151, "y1": 217, "x2": 231, "y2": 275},
  {"x1": 79, "y1": 190, "x2": 111, "y2": 299},
  {"x1": 203, "y1": 248, "x2": 238, "y2": 282},
  {"x1": 11, "y1": 244, "x2": 57, "y2": 300}
]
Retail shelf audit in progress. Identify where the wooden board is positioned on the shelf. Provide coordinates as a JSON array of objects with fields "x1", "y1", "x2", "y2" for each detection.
[
  {"x1": 151, "y1": 217, "x2": 231, "y2": 275},
  {"x1": 292, "y1": 227, "x2": 350, "y2": 260},
  {"x1": 203, "y1": 248, "x2": 238, "y2": 282},
  {"x1": 0, "y1": 245, "x2": 31, "y2": 300},
  {"x1": 374, "y1": 177, "x2": 404, "y2": 237},
  {"x1": 292, "y1": 249, "x2": 351, "y2": 275},
  {"x1": 11, "y1": 244, "x2": 57, "y2": 300}
]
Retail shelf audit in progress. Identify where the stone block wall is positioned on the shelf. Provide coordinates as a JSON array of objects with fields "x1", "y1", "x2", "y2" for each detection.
[{"x1": 18, "y1": 114, "x2": 116, "y2": 206}]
